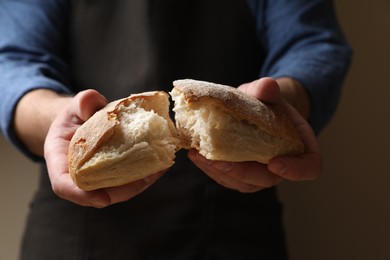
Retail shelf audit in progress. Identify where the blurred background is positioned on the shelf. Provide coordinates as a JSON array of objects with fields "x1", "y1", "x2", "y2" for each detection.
[{"x1": 1, "y1": 0, "x2": 389, "y2": 259}]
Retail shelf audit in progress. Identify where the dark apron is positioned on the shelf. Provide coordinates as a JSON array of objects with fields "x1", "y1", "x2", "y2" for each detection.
[{"x1": 21, "y1": 1, "x2": 287, "y2": 259}]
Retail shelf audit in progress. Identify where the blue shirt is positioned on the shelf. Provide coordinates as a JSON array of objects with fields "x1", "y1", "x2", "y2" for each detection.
[{"x1": 0, "y1": 0, "x2": 352, "y2": 160}]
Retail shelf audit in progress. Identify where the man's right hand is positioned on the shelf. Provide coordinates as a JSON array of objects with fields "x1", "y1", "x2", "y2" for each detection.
[
  {"x1": 15, "y1": 89, "x2": 164, "y2": 208},
  {"x1": 43, "y1": 89, "x2": 166, "y2": 207}
]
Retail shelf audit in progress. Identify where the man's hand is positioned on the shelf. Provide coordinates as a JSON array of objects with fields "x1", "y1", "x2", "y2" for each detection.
[
  {"x1": 188, "y1": 77, "x2": 322, "y2": 192},
  {"x1": 44, "y1": 89, "x2": 165, "y2": 208}
]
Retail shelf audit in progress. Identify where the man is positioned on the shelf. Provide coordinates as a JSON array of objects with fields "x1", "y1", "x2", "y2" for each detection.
[{"x1": 0, "y1": 0, "x2": 351, "y2": 259}]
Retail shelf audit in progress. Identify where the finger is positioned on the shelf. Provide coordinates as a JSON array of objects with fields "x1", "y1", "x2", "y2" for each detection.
[
  {"x1": 188, "y1": 150, "x2": 256, "y2": 192},
  {"x1": 53, "y1": 173, "x2": 111, "y2": 208},
  {"x1": 268, "y1": 122, "x2": 322, "y2": 181},
  {"x1": 44, "y1": 136, "x2": 109, "y2": 208},
  {"x1": 268, "y1": 101, "x2": 322, "y2": 181},
  {"x1": 189, "y1": 150, "x2": 283, "y2": 187},
  {"x1": 268, "y1": 151, "x2": 322, "y2": 181},
  {"x1": 214, "y1": 160, "x2": 284, "y2": 188},
  {"x1": 103, "y1": 171, "x2": 166, "y2": 205},
  {"x1": 193, "y1": 158, "x2": 263, "y2": 193},
  {"x1": 188, "y1": 150, "x2": 282, "y2": 193},
  {"x1": 51, "y1": 165, "x2": 166, "y2": 208},
  {"x1": 210, "y1": 173, "x2": 262, "y2": 193},
  {"x1": 44, "y1": 133, "x2": 111, "y2": 208}
]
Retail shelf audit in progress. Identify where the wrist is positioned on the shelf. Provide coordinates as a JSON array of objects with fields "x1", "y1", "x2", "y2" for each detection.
[{"x1": 13, "y1": 89, "x2": 73, "y2": 156}]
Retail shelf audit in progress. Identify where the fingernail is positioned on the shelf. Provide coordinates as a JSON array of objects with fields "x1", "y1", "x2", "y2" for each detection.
[
  {"x1": 214, "y1": 161, "x2": 233, "y2": 172},
  {"x1": 269, "y1": 161, "x2": 287, "y2": 175},
  {"x1": 91, "y1": 198, "x2": 108, "y2": 208},
  {"x1": 144, "y1": 174, "x2": 158, "y2": 185}
]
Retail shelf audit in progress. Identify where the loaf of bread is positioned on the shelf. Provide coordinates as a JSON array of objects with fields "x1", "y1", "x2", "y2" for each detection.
[
  {"x1": 171, "y1": 79, "x2": 304, "y2": 164},
  {"x1": 68, "y1": 91, "x2": 180, "y2": 191},
  {"x1": 69, "y1": 79, "x2": 304, "y2": 191}
]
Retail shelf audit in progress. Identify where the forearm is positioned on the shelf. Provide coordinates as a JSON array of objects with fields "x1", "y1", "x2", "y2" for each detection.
[
  {"x1": 0, "y1": 1, "x2": 73, "y2": 158},
  {"x1": 13, "y1": 89, "x2": 72, "y2": 157},
  {"x1": 276, "y1": 77, "x2": 311, "y2": 120},
  {"x1": 257, "y1": 1, "x2": 352, "y2": 133}
]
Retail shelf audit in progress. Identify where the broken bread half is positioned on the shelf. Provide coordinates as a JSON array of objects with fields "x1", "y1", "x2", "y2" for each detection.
[
  {"x1": 69, "y1": 79, "x2": 305, "y2": 191},
  {"x1": 68, "y1": 91, "x2": 180, "y2": 191},
  {"x1": 170, "y1": 79, "x2": 304, "y2": 164}
]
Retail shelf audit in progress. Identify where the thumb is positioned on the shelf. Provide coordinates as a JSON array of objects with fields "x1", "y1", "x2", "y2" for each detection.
[
  {"x1": 74, "y1": 89, "x2": 108, "y2": 122},
  {"x1": 238, "y1": 77, "x2": 282, "y2": 104}
]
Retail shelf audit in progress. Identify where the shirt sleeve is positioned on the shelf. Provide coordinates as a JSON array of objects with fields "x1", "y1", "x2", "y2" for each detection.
[
  {"x1": 0, "y1": 0, "x2": 72, "y2": 160},
  {"x1": 247, "y1": 0, "x2": 353, "y2": 134}
]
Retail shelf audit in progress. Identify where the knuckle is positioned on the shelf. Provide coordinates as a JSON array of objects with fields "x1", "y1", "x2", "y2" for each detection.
[{"x1": 51, "y1": 182, "x2": 66, "y2": 199}]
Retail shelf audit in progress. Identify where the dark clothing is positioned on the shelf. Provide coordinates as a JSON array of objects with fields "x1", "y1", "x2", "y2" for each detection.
[
  {"x1": 22, "y1": 158, "x2": 286, "y2": 259},
  {"x1": 0, "y1": 0, "x2": 352, "y2": 152},
  {"x1": 69, "y1": 0, "x2": 264, "y2": 99}
]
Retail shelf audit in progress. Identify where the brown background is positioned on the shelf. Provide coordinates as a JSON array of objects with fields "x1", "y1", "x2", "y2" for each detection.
[{"x1": 1, "y1": 0, "x2": 389, "y2": 259}]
